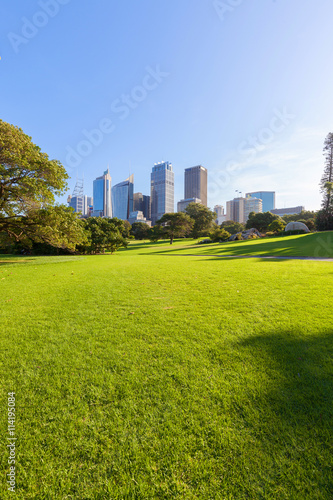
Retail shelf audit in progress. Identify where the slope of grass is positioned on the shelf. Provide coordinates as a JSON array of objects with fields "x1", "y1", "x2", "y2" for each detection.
[
  {"x1": 148, "y1": 231, "x2": 333, "y2": 259},
  {"x1": 0, "y1": 240, "x2": 332, "y2": 498}
]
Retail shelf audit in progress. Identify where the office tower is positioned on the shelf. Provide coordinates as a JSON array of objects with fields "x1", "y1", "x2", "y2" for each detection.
[
  {"x1": 245, "y1": 191, "x2": 275, "y2": 212},
  {"x1": 226, "y1": 197, "x2": 246, "y2": 223},
  {"x1": 67, "y1": 178, "x2": 92, "y2": 216},
  {"x1": 244, "y1": 197, "x2": 262, "y2": 221},
  {"x1": 112, "y1": 174, "x2": 134, "y2": 220},
  {"x1": 214, "y1": 205, "x2": 225, "y2": 225},
  {"x1": 184, "y1": 165, "x2": 207, "y2": 206},
  {"x1": 92, "y1": 168, "x2": 112, "y2": 217},
  {"x1": 150, "y1": 161, "x2": 174, "y2": 225},
  {"x1": 226, "y1": 196, "x2": 263, "y2": 223},
  {"x1": 177, "y1": 197, "x2": 201, "y2": 213},
  {"x1": 133, "y1": 192, "x2": 151, "y2": 220}
]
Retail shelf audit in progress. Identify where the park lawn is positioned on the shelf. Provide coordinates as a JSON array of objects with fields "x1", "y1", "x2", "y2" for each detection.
[
  {"x1": 147, "y1": 231, "x2": 333, "y2": 259},
  {"x1": 0, "y1": 237, "x2": 332, "y2": 499}
]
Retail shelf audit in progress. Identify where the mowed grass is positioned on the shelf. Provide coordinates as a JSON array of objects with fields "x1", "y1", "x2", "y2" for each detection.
[
  {"x1": 0, "y1": 235, "x2": 333, "y2": 498},
  {"x1": 147, "y1": 231, "x2": 333, "y2": 259}
]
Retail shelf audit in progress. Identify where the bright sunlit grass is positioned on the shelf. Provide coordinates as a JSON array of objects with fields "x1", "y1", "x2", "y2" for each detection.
[{"x1": 0, "y1": 234, "x2": 332, "y2": 498}]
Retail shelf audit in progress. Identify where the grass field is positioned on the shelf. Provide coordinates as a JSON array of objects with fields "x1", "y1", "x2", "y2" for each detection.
[{"x1": 1, "y1": 233, "x2": 333, "y2": 498}]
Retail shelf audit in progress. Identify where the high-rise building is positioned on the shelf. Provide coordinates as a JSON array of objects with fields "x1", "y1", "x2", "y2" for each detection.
[
  {"x1": 177, "y1": 197, "x2": 201, "y2": 213},
  {"x1": 92, "y1": 168, "x2": 112, "y2": 217},
  {"x1": 214, "y1": 205, "x2": 226, "y2": 225},
  {"x1": 245, "y1": 191, "x2": 275, "y2": 212},
  {"x1": 244, "y1": 197, "x2": 262, "y2": 221},
  {"x1": 226, "y1": 197, "x2": 246, "y2": 223},
  {"x1": 112, "y1": 175, "x2": 134, "y2": 220},
  {"x1": 133, "y1": 192, "x2": 151, "y2": 220},
  {"x1": 67, "y1": 178, "x2": 92, "y2": 216},
  {"x1": 184, "y1": 165, "x2": 207, "y2": 206},
  {"x1": 150, "y1": 161, "x2": 174, "y2": 225},
  {"x1": 226, "y1": 196, "x2": 263, "y2": 223}
]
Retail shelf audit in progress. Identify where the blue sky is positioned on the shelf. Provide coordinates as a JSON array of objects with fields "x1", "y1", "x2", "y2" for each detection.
[{"x1": 1, "y1": 0, "x2": 333, "y2": 211}]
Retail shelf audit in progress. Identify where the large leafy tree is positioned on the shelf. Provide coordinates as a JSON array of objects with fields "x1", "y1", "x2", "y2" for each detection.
[
  {"x1": 184, "y1": 202, "x2": 215, "y2": 238},
  {"x1": 156, "y1": 212, "x2": 193, "y2": 244},
  {"x1": 221, "y1": 220, "x2": 245, "y2": 234},
  {"x1": 320, "y1": 132, "x2": 333, "y2": 212},
  {"x1": 245, "y1": 212, "x2": 280, "y2": 232},
  {"x1": 79, "y1": 217, "x2": 128, "y2": 254},
  {"x1": 131, "y1": 222, "x2": 150, "y2": 240},
  {"x1": 0, "y1": 120, "x2": 81, "y2": 249}
]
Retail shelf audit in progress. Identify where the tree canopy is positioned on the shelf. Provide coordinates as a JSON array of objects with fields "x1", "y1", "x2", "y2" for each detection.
[
  {"x1": 0, "y1": 120, "x2": 80, "y2": 250},
  {"x1": 184, "y1": 203, "x2": 215, "y2": 238},
  {"x1": 245, "y1": 212, "x2": 280, "y2": 232},
  {"x1": 156, "y1": 212, "x2": 193, "y2": 244},
  {"x1": 320, "y1": 132, "x2": 333, "y2": 212},
  {"x1": 221, "y1": 220, "x2": 245, "y2": 234}
]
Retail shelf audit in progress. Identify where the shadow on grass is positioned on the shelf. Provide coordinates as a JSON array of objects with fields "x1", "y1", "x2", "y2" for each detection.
[
  {"x1": 147, "y1": 232, "x2": 333, "y2": 259},
  {"x1": 210, "y1": 329, "x2": 333, "y2": 494}
]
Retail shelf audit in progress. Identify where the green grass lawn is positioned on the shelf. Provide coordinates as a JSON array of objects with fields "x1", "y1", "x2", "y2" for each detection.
[
  {"x1": 0, "y1": 234, "x2": 333, "y2": 498},
  {"x1": 148, "y1": 231, "x2": 333, "y2": 259}
]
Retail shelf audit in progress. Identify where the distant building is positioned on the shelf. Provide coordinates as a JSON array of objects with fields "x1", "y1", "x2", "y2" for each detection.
[
  {"x1": 128, "y1": 211, "x2": 152, "y2": 227},
  {"x1": 226, "y1": 196, "x2": 262, "y2": 223},
  {"x1": 271, "y1": 206, "x2": 304, "y2": 216},
  {"x1": 244, "y1": 197, "x2": 262, "y2": 221},
  {"x1": 184, "y1": 165, "x2": 207, "y2": 206},
  {"x1": 214, "y1": 205, "x2": 226, "y2": 225},
  {"x1": 226, "y1": 197, "x2": 246, "y2": 223},
  {"x1": 151, "y1": 161, "x2": 174, "y2": 225},
  {"x1": 245, "y1": 191, "x2": 275, "y2": 212},
  {"x1": 133, "y1": 192, "x2": 151, "y2": 220},
  {"x1": 67, "y1": 178, "x2": 92, "y2": 216},
  {"x1": 177, "y1": 197, "x2": 201, "y2": 213},
  {"x1": 92, "y1": 168, "x2": 112, "y2": 217},
  {"x1": 112, "y1": 175, "x2": 134, "y2": 220}
]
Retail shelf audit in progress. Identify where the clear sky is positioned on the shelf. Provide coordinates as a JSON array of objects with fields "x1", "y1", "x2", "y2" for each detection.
[{"x1": 1, "y1": 0, "x2": 333, "y2": 211}]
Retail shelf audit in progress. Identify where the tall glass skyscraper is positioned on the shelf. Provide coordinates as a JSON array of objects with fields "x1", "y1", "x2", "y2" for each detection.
[
  {"x1": 111, "y1": 175, "x2": 134, "y2": 220},
  {"x1": 245, "y1": 191, "x2": 275, "y2": 213},
  {"x1": 92, "y1": 168, "x2": 112, "y2": 217},
  {"x1": 151, "y1": 161, "x2": 174, "y2": 225}
]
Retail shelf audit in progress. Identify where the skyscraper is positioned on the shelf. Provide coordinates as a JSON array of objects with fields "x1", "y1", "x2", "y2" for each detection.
[
  {"x1": 67, "y1": 178, "x2": 92, "y2": 216},
  {"x1": 133, "y1": 192, "x2": 151, "y2": 220},
  {"x1": 245, "y1": 191, "x2": 275, "y2": 212},
  {"x1": 184, "y1": 165, "x2": 207, "y2": 206},
  {"x1": 92, "y1": 168, "x2": 112, "y2": 217},
  {"x1": 150, "y1": 161, "x2": 174, "y2": 225},
  {"x1": 112, "y1": 175, "x2": 134, "y2": 220}
]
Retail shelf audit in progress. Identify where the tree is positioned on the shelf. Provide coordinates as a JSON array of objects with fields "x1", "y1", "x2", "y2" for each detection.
[
  {"x1": 148, "y1": 225, "x2": 165, "y2": 243},
  {"x1": 131, "y1": 222, "x2": 150, "y2": 240},
  {"x1": 209, "y1": 225, "x2": 231, "y2": 242},
  {"x1": 245, "y1": 212, "x2": 280, "y2": 232},
  {"x1": 221, "y1": 220, "x2": 245, "y2": 234},
  {"x1": 122, "y1": 220, "x2": 132, "y2": 239},
  {"x1": 156, "y1": 212, "x2": 194, "y2": 244},
  {"x1": 0, "y1": 120, "x2": 69, "y2": 246},
  {"x1": 320, "y1": 133, "x2": 333, "y2": 212},
  {"x1": 267, "y1": 219, "x2": 285, "y2": 233},
  {"x1": 184, "y1": 203, "x2": 215, "y2": 238},
  {"x1": 79, "y1": 217, "x2": 128, "y2": 254},
  {"x1": 283, "y1": 210, "x2": 316, "y2": 223}
]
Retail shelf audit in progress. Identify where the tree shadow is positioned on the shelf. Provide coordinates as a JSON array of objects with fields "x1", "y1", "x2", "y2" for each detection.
[{"x1": 209, "y1": 328, "x2": 333, "y2": 495}]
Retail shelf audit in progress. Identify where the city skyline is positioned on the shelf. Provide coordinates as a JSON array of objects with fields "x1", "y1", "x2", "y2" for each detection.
[{"x1": 3, "y1": 2, "x2": 333, "y2": 212}]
